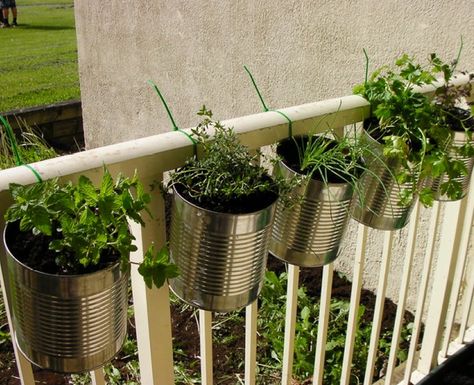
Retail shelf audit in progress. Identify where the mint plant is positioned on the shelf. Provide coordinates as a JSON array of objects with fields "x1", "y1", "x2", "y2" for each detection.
[
  {"x1": 138, "y1": 244, "x2": 179, "y2": 289},
  {"x1": 5, "y1": 169, "x2": 177, "y2": 287}
]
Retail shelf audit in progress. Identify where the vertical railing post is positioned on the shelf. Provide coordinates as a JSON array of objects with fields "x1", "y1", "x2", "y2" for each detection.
[
  {"x1": 439, "y1": 183, "x2": 474, "y2": 357},
  {"x1": 457, "y1": 179, "x2": 474, "y2": 344},
  {"x1": 417, "y1": 198, "x2": 466, "y2": 373},
  {"x1": 282, "y1": 264, "x2": 300, "y2": 385},
  {"x1": 90, "y1": 369, "x2": 106, "y2": 385},
  {"x1": 363, "y1": 231, "x2": 394, "y2": 385},
  {"x1": 313, "y1": 263, "x2": 334, "y2": 385},
  {"x1": 199, "y1": 310, "x2": 214, "y2": 385},
  {"x1": 403, "y1": 202, "x2": 441, "y2": 384},
  {"x1": 458, "y1": 267, "x2": 474, "y2": 343},
  {"x1": 245, "y1": 301, "x2": 258, "y2": 385},
  {"x1": 340, "y1": 224, "x2": 368, "y2": 385},
  {"x1": 385, "y1": 202, "x2": 420, "y2": 384},
  {"x1": 129, "y1": 176, "x2": 175, "y2": 385}
]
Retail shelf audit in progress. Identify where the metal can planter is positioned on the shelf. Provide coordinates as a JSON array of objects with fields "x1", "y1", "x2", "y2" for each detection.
[
  {"x1": 270, "y1": 158, "x2": 355, "y2": 268},
  {"x1": 425, "y1": 130, "x2": 474, "y2": 201},
  {"x1": 351, "y1": 129, "x2": 416, "y2": 231},
  {"x1": 169, "y1": 185, "x2": 277, "y2": 313},
  {"x1": 4, "y1": 223, "x2": 129, "y2": 373}
]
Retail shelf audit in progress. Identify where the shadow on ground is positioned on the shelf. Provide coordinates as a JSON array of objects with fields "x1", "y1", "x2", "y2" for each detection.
[{"x1": 13, "y1": 24, "x2": 74, "y2": 31}]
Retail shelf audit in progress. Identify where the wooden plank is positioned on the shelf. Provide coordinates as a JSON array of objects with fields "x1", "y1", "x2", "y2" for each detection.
[
  {"x1": 3, "y1": 100, "x2": 82, "y2": 128},
  {"x1": 199, "y1": 310, "x2": 214, "y2": 385},
  {"x1": 245, "y1": 301, "x2": 258, "y2": 385},
  {"x1": 313, "y1": 263, "x2": 334, "y2": 385},
  {"x1": 340, "y1": 224, "x2": 368, "y2": 385},
  {"x1": 363, "y1": 231, "x2": 394, "y2": 385},
  {"x1": 282, "y1": 264, "x2": 300, "y2": 385}
]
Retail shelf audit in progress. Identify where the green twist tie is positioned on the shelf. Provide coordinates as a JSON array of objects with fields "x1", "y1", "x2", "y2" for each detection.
[
  {"x1": 272, "y1": 110, "x2": 293, "y2": 138},
  {"x1": 148, "y1": 80, "x2": 197, "y2": 157},
  {"x1": 243, "y1": 65, "x2": 293, "y2": 138},
  {"x1": 0, "y1": 115, "x2": 43, "y2": 183}
]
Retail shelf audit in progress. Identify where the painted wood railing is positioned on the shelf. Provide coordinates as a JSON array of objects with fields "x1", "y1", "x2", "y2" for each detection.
[{"x1": 1, "y1": 75, "x2": 473, "y2": 385}]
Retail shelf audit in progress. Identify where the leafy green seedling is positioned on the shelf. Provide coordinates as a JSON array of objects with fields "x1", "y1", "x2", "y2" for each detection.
[
  {"x1": 138, "y1": 245, "x2": 179, "y2": 289},
  {"x1": 5, "y1": 168, "x2": 177, "y2": 288}
]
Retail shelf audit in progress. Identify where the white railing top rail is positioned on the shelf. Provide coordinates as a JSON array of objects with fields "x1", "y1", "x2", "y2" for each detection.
[
  {"x1": 0, "y1": 73, "x2": 471, "y2": 190},
  {"x1": 0, "y1": 95, "x2": 367, "y2": 190}
]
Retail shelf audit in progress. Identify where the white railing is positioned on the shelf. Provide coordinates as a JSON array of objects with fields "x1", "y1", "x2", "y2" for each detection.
[{"x1": 1, "y1": 75, "x2": 474, "y2": 385}]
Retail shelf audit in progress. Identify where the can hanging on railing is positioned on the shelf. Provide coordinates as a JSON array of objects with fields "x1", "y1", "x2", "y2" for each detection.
[
  {"x1": 169, "y1": 185, "x2": 277, "y2": 313},
  {"x1": 4, "y1": 222, "x2": 129, "y2": 373},
  {"x1": 270, "y1": 136, "x2": 356, "y2": 267},
  {"x1": 351, "y1": 129, "x2": 417, "y2": 231},
  {"x1": 425, "y1": 129, "x2": 474, "y2": 201}
]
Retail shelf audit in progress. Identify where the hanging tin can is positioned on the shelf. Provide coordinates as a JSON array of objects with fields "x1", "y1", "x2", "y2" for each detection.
[
  {"x1": 425, "y1": 131, "x2": 474, "y2": 201},
  {"x1": 4, "y1": 222, "x2": 129, "y2": 373},
  {"x1": 270, "y1": 136, "x2": 357, "y2": 267},
  {"x1": 169, "y1": 185, "x2": 278, "y2": 313},
  {"x1": 351, "y1": 129, "x2": 416, "y2": 230}
]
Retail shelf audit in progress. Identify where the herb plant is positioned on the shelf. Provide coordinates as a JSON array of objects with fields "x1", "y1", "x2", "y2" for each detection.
[
  {"x1": 292, "y1": 132, "x2": 364, "y2": 185},
  {"x1": 353, "y1": 51, "x2": 471, "y2": 206},
  {"x1": 426, "y1": 44, "x2": 474, "y2": 199},
  {"x1": 5, "y1": 169, "x2": 178, "y2": 287},
  {"x1": 429, "y1": 40, "x2": 473, "y2": 113},
  {"x1": 167, "y1": 106, "x2": 295, "y2": 213}
]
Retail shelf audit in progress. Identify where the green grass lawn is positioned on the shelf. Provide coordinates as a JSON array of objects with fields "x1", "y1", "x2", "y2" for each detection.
[{"x1": 0, "y1": 0, "x2": 79, "y2": 112}]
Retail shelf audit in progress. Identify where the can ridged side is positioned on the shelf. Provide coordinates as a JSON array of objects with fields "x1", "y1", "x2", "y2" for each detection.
[
  {"x1": 270, "y1": 160, "x2": 354, "y2": 267},
  {"x1": 5, "y1": 224, "x2": 129, "y2": 373},
  {"x1": 169, "y1": 187, "x2": 277, "y2": 312},
  {"x1": 352, "y1": 130, "x2": 415, "y2": 230},
  {"x1": 425, "y1": 131, "x2": 474, "y2": 201}
]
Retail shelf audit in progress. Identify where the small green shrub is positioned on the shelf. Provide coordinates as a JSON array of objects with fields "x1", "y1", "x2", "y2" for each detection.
[
  {"x1": 0, "y1": 120, "x2": 57, "y2": 169},
  {"x1": 257, "y1": 270, "x2": 411, "y2": 384},
  {"x1": 166, "y1": 106, "x2": 299, "y2": 213}
]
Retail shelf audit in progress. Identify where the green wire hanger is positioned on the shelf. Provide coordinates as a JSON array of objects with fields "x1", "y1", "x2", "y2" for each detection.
[
  {"x1": 243, "y1": 65, "x2": 293, "y2": 137},
  {"x1": 148, "y1": 80, "x2": 197, "y2": 157},
  {"x1": 0, "y1": 115, "x2": 43, "y2": 183}
]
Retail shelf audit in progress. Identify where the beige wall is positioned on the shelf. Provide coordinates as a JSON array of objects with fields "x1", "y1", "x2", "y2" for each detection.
[{"x1": 74, "y1": 0, "x2": 474, "y2": 313}]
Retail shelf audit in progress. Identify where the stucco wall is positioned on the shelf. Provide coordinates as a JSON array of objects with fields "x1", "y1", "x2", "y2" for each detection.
[{"x1": 74, "y1": 0, "x2": 474, "y2": 314}]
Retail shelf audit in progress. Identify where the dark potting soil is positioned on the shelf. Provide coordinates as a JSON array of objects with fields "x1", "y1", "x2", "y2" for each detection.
[
  {"x1": 445, "y1": 106, "x2": 474, "y2": 132},
  {"x1": 363, "y1": 118, "x2": 424, "y2": 153},
  {"x1": 174, "y1": 181, "x2": 279, "y2": 215},
  {"x1": 5, "y1": 221, "x2": 119, "y2": 275}
]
